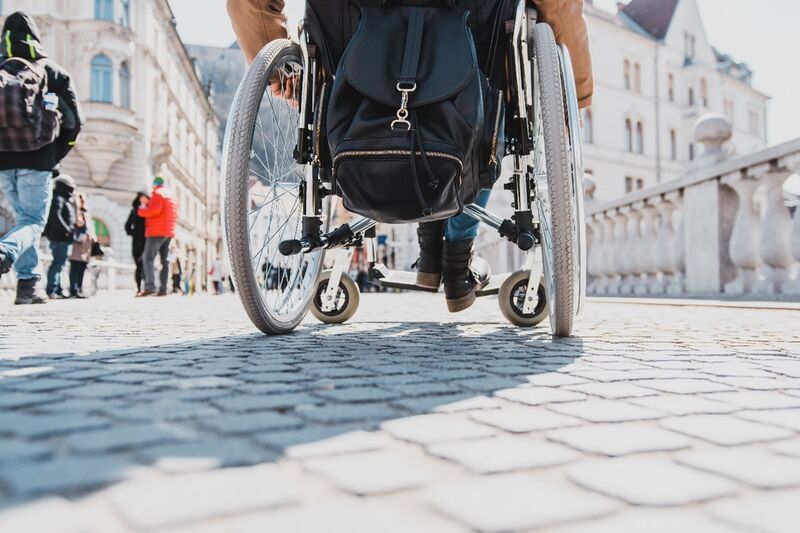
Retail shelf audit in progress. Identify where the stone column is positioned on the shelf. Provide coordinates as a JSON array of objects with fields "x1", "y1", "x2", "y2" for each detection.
[
  {"x1": 722, "y1": 169, "x2": 762, "y2": 295},
  {"x1": 754, "y1": 171, "x2": 793, "y2": 295},
  {"x1": 619, "y1": 206, "x2": 640, "y2": 295},
  {"x1": 600, "y1": 212, "x2": 616, "y2": 295},
  {"x1": 608, "y1": 209, "x2": 628, "y2": 295},
  {"x1": 666, "y1": 192, "x2": 686, "y2": 295},
  {"x1": 587, "y1": 214, "x2": 605, "y2": 295},
  {"x1": 637, "y1": 200, "x2": 660, "y2": 295},
  {"x1": 786, "y1": 205, "x2": 800, "y2": 295}
]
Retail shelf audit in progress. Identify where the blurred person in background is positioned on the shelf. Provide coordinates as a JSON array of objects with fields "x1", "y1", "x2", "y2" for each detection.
[
  {"x1": 43, "y1": 175, "x2": 78, "y2": 299},
  {"x1": 168, "y1": 244, "x2": 183, "y2": 294},
  {"x1": 137, "y1": 176, "x2": 177, "y2": 297},
  {"x1": 68, "y1": 212, "x2": 92, "y2": 298},
  {"x1": 0, "y1": 12, "x2": 83, "y2": 305},
  {"x1": 125, "y1": 191, "x2": 149, "y2": 294}
]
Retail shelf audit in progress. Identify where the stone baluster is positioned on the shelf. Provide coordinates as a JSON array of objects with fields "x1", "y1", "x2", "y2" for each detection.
[
  {"x1": 586, "y1": 214, "x2": 604, "y2": 294},
  {"x1": 620, "y1": 206, "x2": 641, "y2": 295},
  {"x1": 779, "y1": 153, "x2": 800, "y2": 295},
  {"x1": 608, "y1": 209, "x2": 627, "y2": 295},
  {"x1": 754, "y1": 170, "x2": 793, "y2": 295},
  {"x1": 722, "y1": 168, "x2": 763, "y2": 295},
  {"x1": 650, "y1": 195, "x2": 677, "y2": 295},
  {"x1": 635, "y1": 200, "x2": 660, "y2": 295},
  {"x1": 666, "y1": 191, "x2": 685, "y2": 295},
  {"x1": 600, "y1": 212, "x2": 617, "y2": 295}
]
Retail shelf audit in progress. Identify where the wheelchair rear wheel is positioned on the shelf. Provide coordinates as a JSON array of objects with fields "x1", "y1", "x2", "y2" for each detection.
[
  {"x1": 531, "y1": 23, "x2": 585, "y2": 336},
  {"x1": 223, "y1": 39, "x2": 329, "y2": 335}
]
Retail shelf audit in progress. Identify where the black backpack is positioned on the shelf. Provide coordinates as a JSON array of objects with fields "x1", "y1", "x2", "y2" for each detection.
[
  {"x1": 0, "y1": 57, "x2": 59, "y2": 152},
  {"x1": 327, "y1": 6, "x2": 504, "y2": 223}
]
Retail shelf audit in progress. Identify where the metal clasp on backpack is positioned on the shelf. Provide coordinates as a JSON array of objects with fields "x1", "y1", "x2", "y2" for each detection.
[{"x1": 391, "y1": 82, "x2": 416, "y2": 131}]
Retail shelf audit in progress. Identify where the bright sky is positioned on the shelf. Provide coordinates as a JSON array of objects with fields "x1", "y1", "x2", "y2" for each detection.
[{"x1": 169, "y1": 0, "x2": 798, "y2": 145}]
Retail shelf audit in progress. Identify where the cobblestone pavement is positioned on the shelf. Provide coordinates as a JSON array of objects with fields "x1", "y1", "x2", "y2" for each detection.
[{"x1": 1, "y1": 292, "x2": 799, "y2": 532}]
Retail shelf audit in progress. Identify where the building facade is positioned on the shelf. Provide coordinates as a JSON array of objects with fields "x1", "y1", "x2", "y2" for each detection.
[{"x1": 0, "y1": 0, "x2": 221, "y2": 289}]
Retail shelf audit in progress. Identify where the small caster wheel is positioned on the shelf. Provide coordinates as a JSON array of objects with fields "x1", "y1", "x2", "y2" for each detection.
[
  {"x1": 310, "y1": 269, "x2": 360, "y2": 324},
  {"x1": 498, "y1": 270, "x2": 548, "y2": 327}
]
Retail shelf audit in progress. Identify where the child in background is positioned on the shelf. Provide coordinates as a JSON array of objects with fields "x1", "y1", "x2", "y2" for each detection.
[{"x1": 68, "y1": 214, "x2": 92, "y2": 298}]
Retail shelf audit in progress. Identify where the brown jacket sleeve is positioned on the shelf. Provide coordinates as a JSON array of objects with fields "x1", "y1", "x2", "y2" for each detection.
[
  {"x1": 227, "y1": 0, "x2": 289, "y2": 64},
  {"x1": 532, "y1": 0, "x2": 594, "y2": 108}
]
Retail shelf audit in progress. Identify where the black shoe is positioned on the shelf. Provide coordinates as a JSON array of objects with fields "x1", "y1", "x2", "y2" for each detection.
[
  {"x1": 15, "y1": 279, "x2": 48, "y2": 305},
  {"x1": 442, "y1": 239, "x2": 490, "y2": 313},
  {"x1": 0, "y1": 249, "x2": 11, "y2": 279},
  {"x1": 414, "y1": 220, "x2": 445, "y2": 289},
  {"x1": 48, "y1": 292, "x2": 66, "y2": 300}
]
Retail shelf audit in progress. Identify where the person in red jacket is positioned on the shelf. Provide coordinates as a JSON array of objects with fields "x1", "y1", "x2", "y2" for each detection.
[{"x1": 137, "y1": 176, "x2": 177, "y2": 296}]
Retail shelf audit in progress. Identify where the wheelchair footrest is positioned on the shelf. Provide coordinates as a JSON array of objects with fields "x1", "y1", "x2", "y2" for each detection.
[{"x1": 370, "y1": 264, "x2": 506, "y2": 296}]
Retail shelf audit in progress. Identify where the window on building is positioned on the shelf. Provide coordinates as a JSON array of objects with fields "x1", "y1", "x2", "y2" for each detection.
[
  {"x1": 95, "y1": 0, "x2": 114, "y2": 21},
  {"x1": 633, "y1": 63, "x2": 641, "y2": 93},
  {"x1": 90, "y1": 54, "x2": 113, "y2": 103},
  {"x1": 119, "y1": 61, "x2": 131, "y2": 108},
  {"x1": 623, "y1": 59, "x2": 631, "y2": 90},
  {"x1": 700, "y1": 78, "x2": 708, "y2": 107},
  {"x1": 625, "y1": 177, "x2": 634, "y2": 193},
  {"x1": 636, "y1": 178, "x2": 644, "y2": 190},
  {"x1": 684, "y1": 32, "x2": 696, "y2": 60},
  {"x1": 749, "y1": 111, "x2": 760, "y2": 135},
  {"x1": 689, "y1": 143, "x2": 695, "y2": 161},
  {"x1": 724, "y1": 98, "x2": 735, "y2": 123},
  {"x1": 119, "y1": 0, "x2": 130, "y2": 27},
  {"x1": 667, "y1": 73, "x2": 675, "y2": 102},
  {"x1": 625, "y1": 118, "x2": 633, "y2": 152},
  {"x1": 92, "y1": 218, "x2": 111, "y2": 247},
  {"x1": 582, "y1": 109, "x2": 593, "y2": 144},
  {"x1": 670, "y1": 129, "x2": 677, "y2": 160},
  {"x1": 688, "y1": 86, "x2": 695, "y2": 106},
  {"x1": 635, "y1": 121, "x2": 644, "y2": 154}
]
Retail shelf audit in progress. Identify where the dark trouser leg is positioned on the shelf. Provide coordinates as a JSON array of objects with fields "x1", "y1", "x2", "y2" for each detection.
[
  {"x1": 142, "y1": 238, "x2": 162, "y2": 292},
  {"x1": 69, "y1": 260, "x2": 80, "y2": 294},
  {"x1": 157, "y1": 238, "x2": 171, "y2": 293},
  {"x1": 47, "y1": 241, "x2": 71, "y2": 295}
]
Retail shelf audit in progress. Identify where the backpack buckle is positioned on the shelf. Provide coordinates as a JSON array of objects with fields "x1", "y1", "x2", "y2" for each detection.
[{"x1": 390, "y1": 83, "x2": 416, "y2": 131}]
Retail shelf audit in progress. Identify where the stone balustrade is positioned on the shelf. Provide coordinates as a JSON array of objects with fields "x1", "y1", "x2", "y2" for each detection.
[{"x1": 586, "y1": 137, "x2": 800, "y2": 298}]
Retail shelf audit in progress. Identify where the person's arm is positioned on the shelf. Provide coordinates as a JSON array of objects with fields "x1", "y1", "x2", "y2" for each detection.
[
  {"x1": 532, "y1": 0, "x2": 594, "y2": 108},
  {"x1": 138, "y1": 192, "x2": 163, "y2": 218},
  {"x1": 52, "y1": 68, "x2": 84, "y2": 162},
  {"x1": 124, "y1": 210, "x2": 136, "y2": 235},
  {"x1": 227, "y1": 0, "x2": 288, "y2": 64}
]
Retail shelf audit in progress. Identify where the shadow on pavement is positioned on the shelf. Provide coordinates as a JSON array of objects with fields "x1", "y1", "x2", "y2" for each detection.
[{"x1": 0, "y1": 321, "x2": 584, "y2": 508}]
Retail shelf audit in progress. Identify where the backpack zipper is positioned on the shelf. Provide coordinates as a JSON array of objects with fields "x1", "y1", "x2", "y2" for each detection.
[
  {"x1": 488, "y1": 90, "x2": 504, "y2": 166},
  {"x1": 334, "y1": 149, "x2": 463, "y2": 182},
  {"x1": 312, "y1": 82, "x2": 327, "y2": 166}
]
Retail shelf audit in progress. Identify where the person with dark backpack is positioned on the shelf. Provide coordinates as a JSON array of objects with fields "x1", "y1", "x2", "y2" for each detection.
[{"x1": 0, "y1": 12, "x2": 83, "y2": 305}]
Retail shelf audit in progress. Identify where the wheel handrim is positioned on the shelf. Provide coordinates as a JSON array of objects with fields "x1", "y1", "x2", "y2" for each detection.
[{"x1": 245, "y1": 63, "x2": 326, "y2": 324}]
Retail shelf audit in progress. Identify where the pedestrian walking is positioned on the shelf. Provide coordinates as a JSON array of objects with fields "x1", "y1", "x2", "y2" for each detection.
[
  {"x1": 168, "y1": 244, "x2": 183, "y2": 294},
  {"x1": 124, "y1": 191, "x2": 148, "y2": 293},
  {"x1": 43, "y1": 175, "x2": 78, "y2": 299},
  {"x1": 137, "y1": 176, "x2": 177, "y2": 297},
  {"x1": 68, "y1": 213, "x2": 92, "y2": 298},
  {"x1": 209, "y1": 257, "x2": 224, "y2": 294},
  {"x1": 0, "y1": 12, "x2": 82, "y2": 305}
]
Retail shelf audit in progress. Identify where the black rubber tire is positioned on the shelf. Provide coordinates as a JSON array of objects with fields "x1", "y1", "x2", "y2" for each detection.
[
  {"x1": 224, "y1": 39, "x2": 322, "y2": 335},
  {"x1": 532, "y1": 23, "x2": 579, "y2": 337},
  {"x1": 498, "y1": 270, "x2": 548, "y2": 328},
  {"x1": 310, "y1": 270, "x2": 360, "y2": 324}
]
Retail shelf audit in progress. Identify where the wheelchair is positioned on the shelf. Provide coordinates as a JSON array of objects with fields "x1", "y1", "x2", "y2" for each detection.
[{"x1": 222, "y1": 0, "x2": 586, "y2": 337}]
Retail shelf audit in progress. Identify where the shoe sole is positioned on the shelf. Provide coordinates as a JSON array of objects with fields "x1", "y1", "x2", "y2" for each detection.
[
  {"x1": 416, "y1": 272, "x2": 442, "y2": 290},
  {"x1": 446, "y1": 290, "x2": 476, "y2": 313}
]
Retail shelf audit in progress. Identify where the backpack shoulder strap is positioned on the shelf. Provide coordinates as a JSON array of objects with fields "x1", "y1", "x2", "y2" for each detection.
[{"x1": 0, "y1": 56, "x2": 37, "y2": 71}]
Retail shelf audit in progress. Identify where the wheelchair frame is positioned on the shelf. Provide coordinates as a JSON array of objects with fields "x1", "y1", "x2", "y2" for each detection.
[{"x1": 222, "y1": 0, "x2": 586, "y2": 336}]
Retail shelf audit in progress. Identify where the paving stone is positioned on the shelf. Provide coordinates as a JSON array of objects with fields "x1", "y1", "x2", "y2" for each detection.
[
  {"x1": 734, "y1": 408, "x2": 800, "y2": 431},
  {"x1": 149, "y1": 376, "x2": 240, "y2": 389},
  {"x1": 0, "y1": 439, "x2": 51, "y2": 464},
  {"x1": 495, "y1": 387, "x2": 586, "y2": 406},
  {"x1": 549, "y1": 508, "x2": 745, "y2": 533},
  {"x1": 546, "y1": 399, "x2": 664, "y2": 423},
  {"x1": 297, "y1": 402, "x2": 406, "y2": 423},
  {"x1": 211, "y1": 393, "x2": 321, "y2": 412},
  {"x1": 469, "y1": 405, "x2": 582, "y2": 433},
  {"x1": 428, "y1": 473, "x2": 618, "y2": 532},
  {"x1": 232, "y1": 500, "x2": 468, "y2": 533},
  {"x1": 705, "y1": 391, "x2": 800, "y2": 410},
  {"x1": 7, "y1": 378, "x2": 82, "y2": 392},
  {"x1": 385, "y1": 381, "x2": 463, "y2": 396},
  {"x1": 1, "y1": 455, "x2": 131, "y2": 496},
  {"x1": 547, "y1": 423, "x2": 691, "y2": 456},
  {"x1": 313, "y1": 386, "x2": 402, "y2": 403},
  {"x1": 525, "y1": 373, "x2": 588, "y2": 386},
  {"x1": 0, "y1": 497, "x2": 97, "y2": 533},
  {"x1": 429, "y1": 436, "x2": 578, "y2": 473},
  {"x1": 98, "y1": 372, "x2": 162, "y2": 384},
  {"x1": 304, "y1": 451, "x2": 431, "y2": 495},
  {"x1": 433, "y1": 395, "x2": 506, "y2": 412},
  {"x1": 629, "y1": 394, "x2": 738, "y2": 415},
  {"x1": 566, "y1": 369, "x2": 644, "y2": 382},
  {"x1": 111, "y1": 401, "x2": 221, "y2": 422},
  {"x1": 634, "y1": 379, "x2": 734, "y2": 394},
  {"x1": 137, "y1": 438, "x2": 274, "y2": 470},
  {"x1": 64, "y1": 382, "x2": 146, "y2": 398},
  {"x1": 63, "y1": 424, "x2": 186, "y2": 454},
  {"x1": 771, "y1": 439, "x2": 800, "y2": 458},
  {"x1": 381, "y1": 414, "x2": 495, "y2": 445},
  {"x1": 564, "y1": 382, "x2": 657, "y2": 399},
  {"x1": 0, "y1": 412, "x2": 110, "y2": 439},
  {"x1": 285, "y1": 430, "x2": 390, "y2": 459},
  {"x1": 709, "y1": 490, "x2": 800, "y2": 533},
  {"x1": 677, "y1": 447, "x2": 800, "y2": 489},
  {"x1": 0, "y1": 391, "x2": 59, "y2": 409},
  {"x1": 390, "y1": 393, "x2": 472, "y2": 413},
  {"x1": 455, "y1": 375, "x2": 525, "y2": 392},
  {"x1": 660, "y1": 414, "x2": 794, "y2": 446},
  {"x1": 200, "y1": 412, "x2": 304, "y2": 435},
  {"x1": 707, "y1": 376, "x2": 792, "y2": 390},
  {"x1": 566, "y1": 456, "x2": 738, "y2": 506},
  {"x1": 108, "y1": 465, "x2": 299, "y2": 530}
]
